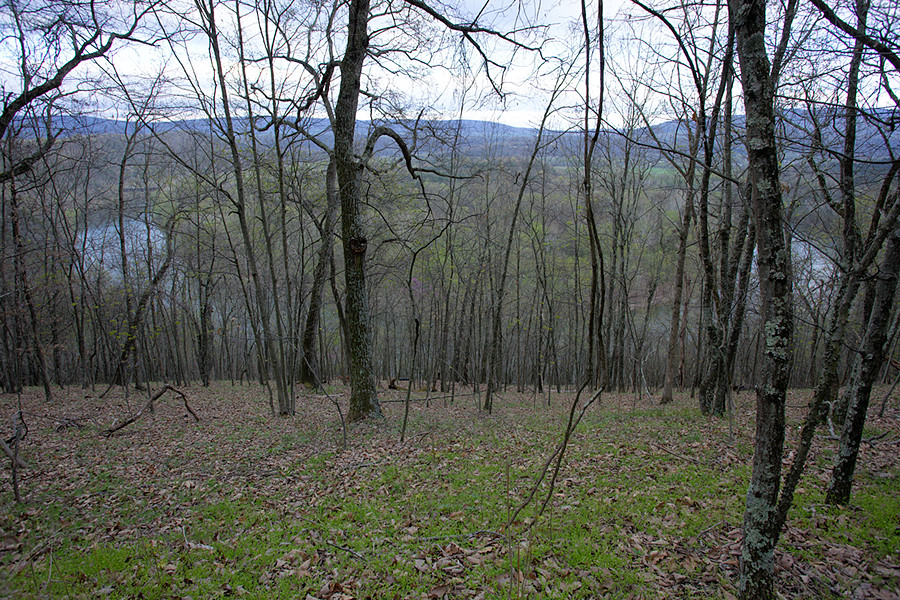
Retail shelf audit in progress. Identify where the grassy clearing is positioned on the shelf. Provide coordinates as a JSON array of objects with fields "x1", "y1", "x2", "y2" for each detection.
[{"x1": 1, "y1": 382, "x2": 898, "y2": 599}]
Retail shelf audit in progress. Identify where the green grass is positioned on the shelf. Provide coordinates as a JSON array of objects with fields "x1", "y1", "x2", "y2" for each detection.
[{"x1": 1, "y1": 383, "x2": 898, "y2": 599}]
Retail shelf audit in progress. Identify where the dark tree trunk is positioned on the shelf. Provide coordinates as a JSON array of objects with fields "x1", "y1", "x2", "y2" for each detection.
[
  {"x1": 197, "y1": 283, "x2": 211, "y2": 387},
  {"x1": 772, "y1": 0, "x2": 885, "y2": 538},
  {"x1": 109, "y1": 220, "x2": 174, "y2": 389},
  {"x1": 202, "y1": 0, "x2": 284, "y2": 415},
  {"x1": 826, "y1": 230, "x2": 900, "y2": 504},
  {"x1": 9, "y1": 181, "x2": 52, "y2": 401},
  {"x1": 484, "y1": 118, "x2": 548, "y2": 412},
  {"x1": 661, "y1": 202, "x2": 692, "y2": 404},
  {"x1": 300, "y1": 158, "x2": 339, "y2": 387},
  {"x1": 696, "y1": 24, "x2": 734, "y2": 417},
  {"x1": 335, "y1": 0, "x2": 382, "y2": 422}
]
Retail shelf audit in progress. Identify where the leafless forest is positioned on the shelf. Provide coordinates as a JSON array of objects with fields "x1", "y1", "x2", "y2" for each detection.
[{"x1": 1, "y1": 0, "x2": 899, "y2": 598}]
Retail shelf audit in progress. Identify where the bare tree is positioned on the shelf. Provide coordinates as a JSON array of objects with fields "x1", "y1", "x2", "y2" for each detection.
[
  {"x1": 328, "y1": 0, "x2": 540, "y2": 420},
  {"x1": 483, "y1": 72, "x2": 568, "y2": 413},
  {"x1": 0, "y1": 0, "x2": 152, "y2": 397},
  {"x1": 826, "y1": 229, "x2": 899, "y2": 503},
  {"x1": 0, "y1": 0, "x2": 152, "y2": 182}
]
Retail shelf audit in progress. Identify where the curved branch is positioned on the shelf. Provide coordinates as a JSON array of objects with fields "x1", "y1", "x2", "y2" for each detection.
[
  {"x1": 363, "y1": 125, "x2": 419, "y2": 179},
  {"x1": 401, "y1": 0, "x2": 540, "y2": 49},
  {"x1": 401, "y1": 0, "x2": 542, "y2": 95},
  {"x1": 808, "y1": 0, "x2": 900, "y2": 74}
]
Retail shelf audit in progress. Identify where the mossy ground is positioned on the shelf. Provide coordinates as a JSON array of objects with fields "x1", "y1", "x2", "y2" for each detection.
[{"x1": 1, "y1": 383, "x2": 898, "y2": 599}]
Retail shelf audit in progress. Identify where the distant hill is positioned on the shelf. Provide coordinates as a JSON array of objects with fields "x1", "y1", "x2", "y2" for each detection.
[
  {"x1": 25, "y1": 114, "x2": 538, "y2": 142},
  {"x1": 12, "y1": 107, "x2": 900, "y2": 163}
]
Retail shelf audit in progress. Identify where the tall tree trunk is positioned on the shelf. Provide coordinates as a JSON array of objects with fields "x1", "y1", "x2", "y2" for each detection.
[
  {"x1": 697, "y1": 23, "x2": 734, "y2": 417},
  {"x1": 730, "y1": 0, "x2": 794, "y2": 596},
  {"x1": 484, "y1": 131, "x2": 546, "y2": 411},
  {"x1": 334, "y1": 0, "x2": 381, "y2": 421},
  {"x1": 109, "y1": 218, "x2": 175, "y2": 389},
  {"x1": 235, "y1": 0, "x2": 293, "y2": 413},
  {"x1": 822, "y1": 0, "x2": 869, "y2": 429},
  {"x1": 116, "y1": 127, "x2": 139, "y2": 386},
  {"x1": 483, "y1": 79, "x2": 562, "y2": 412},
  {"x1": 772, "y1": 0, "x2": 888, "y2": 537},
  {"x1": 660, "y1": 202, "x2": 692, "y2": 404},
  {"x1": 713, "y1": 76, "x2": 747, "y2": 413},
  {"x1": 202, "y1": 0, "x2": 283, "y2": 415},
  {"x1": 8, "y1": 180, "x2": 52, "y2": 401},
  {"x1": 826, "y1": 229, "x2": 900, "y2": 504},
  {"x1": 581, "y1": 0, "x2": 606, "y2": 391},
  {"x1": 300, "y1": 158, "x2": 339, "y2": 387}
]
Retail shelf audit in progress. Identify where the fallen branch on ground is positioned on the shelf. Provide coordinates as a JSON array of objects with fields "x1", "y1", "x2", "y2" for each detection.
[
  {"x1": 55, "y1": 417, "x2": 89, "y2": 432},
  {"x1": 1, "y1": 436, "x2": 27, "y2": 469},
  {"x1": 507, "y1": 384, "x2": 602, "y2": 532},
  {"x1": 102, "y1": 385, "x2": 199, "y2": 436},
  {"x1": 651, "y1": 441, "x2": 703, "y2": 464}
]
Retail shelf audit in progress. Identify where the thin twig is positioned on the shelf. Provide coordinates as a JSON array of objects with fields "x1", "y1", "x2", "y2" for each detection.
[
  {"x1": 531, "y1": 387, "x2": 603, "y2": 527},
  {"x1": 862, "y1": 431, "x2": 891, "y2": 444},
  {"x1": 293, "y1": 515, "x2": 365, "y2": 560},
  {"x1": 301, "y1": 355, "x2": 346, "y2": 449},
  {"x1": 506, "y1": 384, "x2": 601, "y2": 531},
  {"x1": 698, "y1": 519, "x2": 726, "y2": 539},
  {"x1": 650, "y1": 442, "x2": 703, "y2": 465},
  {"x1": 1, "y1": 436, "x2": 28, "y2": 469},
  {"x1": 413, "y1": 530, "x2": 505, "y2": 543},
  {"x1": 324, "y1": 540, "x2": 365, "y2": 560},
  {"x1": 395, "y1": 430, "x2": 431, "y2": 449}
]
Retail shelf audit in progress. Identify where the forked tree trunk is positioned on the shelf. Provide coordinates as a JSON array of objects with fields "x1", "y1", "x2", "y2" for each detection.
[
  {"x1": 581, "y1": 0, "x2": 606, "y2": 392},
  {"x1": 696, "y1": 24, "x2": 734, "y2": 417}
]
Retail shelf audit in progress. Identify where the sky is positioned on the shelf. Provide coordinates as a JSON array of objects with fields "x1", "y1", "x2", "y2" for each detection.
[
  {"x1": 456, "y1": 0, "x2": 630, "y2": 128},
  {"x1": 2, "y1": 0, "x2": 634, "y2": 131},
  {"x1": 107, "y1": 0, "x2": 633, "y2": 129}
]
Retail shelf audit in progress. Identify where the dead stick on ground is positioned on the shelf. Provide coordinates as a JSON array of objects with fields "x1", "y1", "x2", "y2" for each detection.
[
  {"x1": 650, "y1": 441, "x2": 703, "y2": 465},
  {"x1": 507, "y1": 384, "x2": 602, "y2": 531},
  {"x1": 1, "y1": 437, "x2": 27, "y2": 469},
  {"x1": 103, "y1": 385, "x2": 199, "y2": 436}
]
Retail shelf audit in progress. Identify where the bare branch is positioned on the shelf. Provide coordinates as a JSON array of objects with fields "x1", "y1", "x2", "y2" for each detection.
[
  {"x1": 808, "y1": 0, "x2": 900, "y2": 75},
  {"x1": 362, "y1": 125, "x2": 419, "y2": 179}
]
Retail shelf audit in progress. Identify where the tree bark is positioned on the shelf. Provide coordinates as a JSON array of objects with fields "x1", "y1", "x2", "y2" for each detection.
[
  {"x1": 730, "y1": 0, "x2": 794, "y2": 597},
  {"x1": 581, "y1": 0, "x2": 606, "y2": 392},
  {"x1": 335, "y1": 0, "x2": 382, "y2": 421},
  {"x1": 235, "y1": 0, "x2": 293, "y2": 414},
  {"x1": 300, "y1": 158, "x2": 339, "y2": 387},
  {"x1": 202, "y1": 0, "x2": 285, "y2": 415},
  {"x1": 826, "y1": 229, "x2": 900, "y2": 504},
  {"x1": 661, "y1": 202, "x2": 692, "y2": 404},
  {"x1": 8, "y1": 179, "x2": 52, "y2": 401},
  {"x1": 484, "y1": 113, "x2": 551, "y2": 412}
]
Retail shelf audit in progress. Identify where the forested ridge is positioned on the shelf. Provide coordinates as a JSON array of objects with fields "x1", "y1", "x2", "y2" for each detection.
[{"x1": 1, "y1": 0, "x2": 899, "y2": 598}]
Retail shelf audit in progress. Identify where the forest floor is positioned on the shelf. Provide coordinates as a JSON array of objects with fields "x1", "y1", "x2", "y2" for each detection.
[{"x1": 1, "y1": 382, "x2": 898, "y2": 599}]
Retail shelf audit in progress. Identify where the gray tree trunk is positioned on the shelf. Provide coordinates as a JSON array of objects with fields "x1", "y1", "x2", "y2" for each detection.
[
  {"x1": 730, "y1": 0, "x2": 794, "y2": 597},
  {"x1": 300, "y1": 159, "x2": 339, "y2": 387}
]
